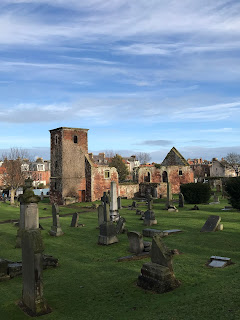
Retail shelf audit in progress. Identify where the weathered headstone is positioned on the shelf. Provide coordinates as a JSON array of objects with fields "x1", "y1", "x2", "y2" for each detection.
[
  {"x1": 40, "y1": 192, "x2": 44, "y2": 201},
  {"x1": 116, "y1": 217, "x2": 126, "y2": 234},
  {"x1": 127, "y1": 231, "x2": 144, "y2": 254},
  {"x1": 16, "y1": 180, "x2": 40, "y2": 248},
  {"x1": 0, "y1": 259, "x2": 10, "y2": 280},
  {"x1": 213, "y1": 195, "x2": 220, "y2": 203},
  {"x1": 98, "y1": 193, "x2": 118, "y2": 245},
  {"x1": 110, "y1": 181, "x2": 119, "y2": 221},
  {"x1": 144, "y1": 209, "x2": 157, "y2": 226},
  {"x1": 97, "y1": 204, "x2": 105, "y2": 227},
  {"x1": 200, "y1": 215, "x2": 221, "y2": 232},
  {"x1": 70, "y1": 213, "x2": 79, "y2": 227},
  {"x1": 19, "y1": 229, "x2": 51, "y2": 316},
  {"x1": 131, "y1": 201, "x2": 137, "y2": 208},
  {"x1": 178, "y1": 193, "x2": 184, "y2": 207},
  {"x1": 137, "y1": 235, "x2": 180, "y2": 293},
  {"x1": 166, "y1": 182, "x2": 172, "y2": 208},
  {"x1": 117, "y1": 196, "x2": 122, "y2": 210},
  {"x1": 216, "y1": 184, "x2": 221, "y2": 193},
  {"x1": 49, "y1": 203, "x2": 64, "y2": 236}
]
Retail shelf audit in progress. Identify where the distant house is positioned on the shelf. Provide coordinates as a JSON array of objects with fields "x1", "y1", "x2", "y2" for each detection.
[
  {"x1": 210, "y1": 158, "x2": 237, "y2": 177},
  {"x1": 187, "y1": 158, "x2": 211, "y2": 180}
]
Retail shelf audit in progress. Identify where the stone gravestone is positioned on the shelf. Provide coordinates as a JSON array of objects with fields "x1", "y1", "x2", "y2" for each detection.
[
  {"x1": 200, "y1": 215, "x2": 221, "y2": 232},
  {"x1": 127, "y1": 231, "x2": 151, "y2": 254},
  {"x1": 127, "y1": 231, "x2": 144, "y2": 254},
  {"x1": 166, "y1": 182, "x2": 172, "y2": 208},
  {"x1": 17, "y1": 180, "x2": 50, "y2": 316},
  {"x1": 49, "y1": 203, "x2": 64, "y2": 236},
  {"x1": 70, "y1": 213, "x2": 79, "y2": 227},
  {"x1": 110, "y1": 182, "x2": 119, "y2": 221},
  {"x1": 178, "y1": 193, "x2": 184, "y2": 207},
  {"x1": 131, "y1": 201, "x2": 137, "y2": 208},
  {"x1": 216, "y1": 184, "x2": 221, "y2": 193},
  {"x1": 97, "y1": 204, "x2": 104, "y2": 227},
  {"x1": 137, "y1": 235, "x2": 180, "y2": 293},
  {"x1": 144, "y1": 195, "x2": 157, "y2": 226},
  {"x1": 40, "y1": 192, "x2": 44, "y2": 201},
  {"x1": 98, "y1": 192, "x2": 118, "y2": 245},
  {"x1": 117, "y1": 196, "x2": 122, "y2": 210},
  {"x1": 116, "y1": 217, "x2": 126, "y2": 234},
  {"x1": 16, "y1": 179, "x2": 40, "y2": 248},
  {"x1": 19, "y1": 229, "x2": 51, "y2": 316},
  {"x1": 213, "y1": 194, "x2": 220, "y2": 203}
]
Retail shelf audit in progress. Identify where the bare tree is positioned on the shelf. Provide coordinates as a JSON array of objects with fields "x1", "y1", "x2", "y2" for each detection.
[
  {"x1": 104, "y1": 150, "x2": 116, "y2": 158},
  {"x1": 225, "y1": 153, "x2": 240, "y2": 166},
  {"x1": 1, "y1": 148, "x2": 29, "y2": 205},
  {"x1": 136, "y1": 152, "x2": 151, "y2": 164}
]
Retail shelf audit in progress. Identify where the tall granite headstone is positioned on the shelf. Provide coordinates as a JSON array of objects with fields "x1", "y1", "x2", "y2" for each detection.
[
  {"x1": 49, "y1": 203, "x2": 64, "y2": 236},
  {"x1": 110, "y1": 181, "x2": 119, "y2": 221},
  {"x1": 16, "y1": 179, "x2": 40, "y2": 248},
  {"x1": 18, "y1": 179, "x2": 50, "y2": 316},
  {"x1": 98, "y1": 192, "x2": 118, "y2": 245},
  {"x1": 166, "y1": 182, "x2": 172, "y2": 208}
]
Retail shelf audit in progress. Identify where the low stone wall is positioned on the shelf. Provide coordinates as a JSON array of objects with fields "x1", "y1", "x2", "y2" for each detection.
[{"x1": 118, "y1": 183, "x2": 139, "y2": 199}]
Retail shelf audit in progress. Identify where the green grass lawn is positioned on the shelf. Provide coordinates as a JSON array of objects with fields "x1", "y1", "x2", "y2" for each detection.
[{"x1": 0, "y1": 196, "x2": 240, "y2": 320}]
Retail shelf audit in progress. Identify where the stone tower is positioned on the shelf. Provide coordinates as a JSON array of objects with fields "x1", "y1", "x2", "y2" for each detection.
[{"x1": 49, "y1": 127, "x2": 89, "y2": 204}]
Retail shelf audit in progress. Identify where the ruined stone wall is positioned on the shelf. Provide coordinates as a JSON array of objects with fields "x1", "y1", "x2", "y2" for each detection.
[
  {"x1": 163, "y1": 166, "x2": 194, "y2": 194},
  {"x1": 119, "y1": 183, "x2": 139, "y2": 198},
  {"x1": 138, "y1": 166, "x2": 161, "y2": 183},
  {"x1": 91, "y1": 166, "x2": 118, "y2": 201}
]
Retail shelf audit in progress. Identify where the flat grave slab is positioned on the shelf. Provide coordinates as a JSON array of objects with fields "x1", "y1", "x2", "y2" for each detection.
[
  {"x1": 163, "y1": 229, "x2": 183, "y2": 235},
  {"x1": 142, "y1": 228, "x2": 168, "y2": 238},
  {"x1": 209, "y1": 260, "x2": 227, "y2": 268}
]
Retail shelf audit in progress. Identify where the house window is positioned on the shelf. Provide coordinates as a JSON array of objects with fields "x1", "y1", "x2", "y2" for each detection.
[
  {"x1": 37, "y1": 164, "x2": 44, "y2": 171},
  {"x1": 55, "y1": 134, "x2": 58, "y2": 145},
  {"x1": 105, "y1": 170, "x2": 110, "y2": 179},
  {"x1": 179, "y1": 169, "x2": 183, "y2": 176},
  {"x1": 73, "y1": 135, "x2": 78, "y2": 144}
]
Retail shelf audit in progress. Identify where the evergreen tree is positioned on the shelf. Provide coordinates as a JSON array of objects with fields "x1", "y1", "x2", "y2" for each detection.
[{"x1": 108, "y1": 154, "x2": 129, "y2": 182}]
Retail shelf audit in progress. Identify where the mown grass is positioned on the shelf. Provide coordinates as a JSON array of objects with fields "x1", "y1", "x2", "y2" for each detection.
[{"x1": 0, "y1": 195, "x2": 240, "y2": 320}]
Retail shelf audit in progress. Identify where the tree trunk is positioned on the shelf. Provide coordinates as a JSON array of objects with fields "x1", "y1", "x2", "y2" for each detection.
[{"x1": 10, "y1": 188, "x2": 15, "y2": 205}]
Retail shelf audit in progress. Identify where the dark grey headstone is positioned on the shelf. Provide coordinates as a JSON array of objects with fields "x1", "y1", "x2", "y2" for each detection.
[
  {"x1": 70, "y1": 213, "x2": 79, "y2": 227},
  {"x1": 178, "y1": 193, "x2": 184, "y2": 207},
  {"x1": 127, "y1": 231, "x2": 144, "y2": 254},
  {"x1": 200, "y1": 215, "x2": 221, "y2": 232}
]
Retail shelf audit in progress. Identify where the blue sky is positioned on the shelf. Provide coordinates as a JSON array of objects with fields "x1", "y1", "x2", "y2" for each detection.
[{"x1": 0, "y1": 0, "x2": 240, "y2": 162}]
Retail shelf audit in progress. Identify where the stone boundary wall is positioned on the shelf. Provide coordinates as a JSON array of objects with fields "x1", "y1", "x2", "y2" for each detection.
[{"x1": 118, "y1": 183, "x2": 139, "y2": 199}]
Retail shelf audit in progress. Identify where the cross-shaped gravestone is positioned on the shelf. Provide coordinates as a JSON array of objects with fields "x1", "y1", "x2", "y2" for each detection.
[{"x1": 101, "y1": 192, "x2": 110, "y2": 222}]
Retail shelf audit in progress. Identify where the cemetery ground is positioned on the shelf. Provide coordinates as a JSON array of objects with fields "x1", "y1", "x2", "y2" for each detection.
[{"x1": 0, "y1": 195, "x2": 240, "y2": 320}]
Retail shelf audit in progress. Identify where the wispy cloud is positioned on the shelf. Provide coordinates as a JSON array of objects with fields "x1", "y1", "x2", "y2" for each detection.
[{"x1": 136, "y1": 140, "x2": 173, "y2": 146}]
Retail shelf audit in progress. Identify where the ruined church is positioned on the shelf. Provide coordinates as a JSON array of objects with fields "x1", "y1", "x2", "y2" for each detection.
[{"x1": 49, "y1": 127, "x2": 194, "y2": 204}]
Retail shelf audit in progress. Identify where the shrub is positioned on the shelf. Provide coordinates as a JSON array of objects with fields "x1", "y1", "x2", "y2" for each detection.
[
  {"x1": 225, "y1": 177, "x2": 240, "y2": 210},
  {"x1": 180, "y1": 183, "x2": 211, "y2": 204}
]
